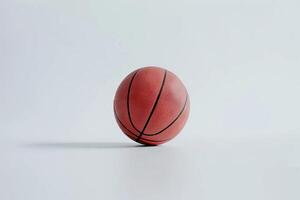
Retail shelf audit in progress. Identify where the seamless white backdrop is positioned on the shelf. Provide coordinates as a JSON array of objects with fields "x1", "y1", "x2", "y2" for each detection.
[{"x1": 1, "y1": 0, "x2": 299, "y2": 200}]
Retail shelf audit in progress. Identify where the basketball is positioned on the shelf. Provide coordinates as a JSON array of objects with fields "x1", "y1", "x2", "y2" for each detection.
[{"x1": 113, "y1": 66, "x2": 190, "y2": 145}]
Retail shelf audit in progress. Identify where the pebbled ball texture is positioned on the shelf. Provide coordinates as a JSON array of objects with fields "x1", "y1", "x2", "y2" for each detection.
[{"x1": 113, "y1": 66, "x2": 190, "y2": 145}]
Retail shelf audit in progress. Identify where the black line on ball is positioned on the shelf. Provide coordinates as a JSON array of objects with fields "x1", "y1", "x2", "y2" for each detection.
[
  {"x1": 127, "y1": 70, "x2": 142, "y2": 133},
  {"x1": 136, "y1": 70, "x2": 167, "y2": 142},
  {"x1": 142, "y1": 93, "x2": 188, "y2": 136},
  {"x1": 114, "y1": 107, "x2": 171, "y2": 143}
]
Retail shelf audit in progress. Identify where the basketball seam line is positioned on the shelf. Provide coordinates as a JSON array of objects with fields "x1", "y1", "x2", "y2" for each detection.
[
  {"x1": 115, "y1": 101, "x2": 187, "y2": 142},
  {"x1": 114, "y1": 107, "x2": 171, "y2": 143},
  {"x1": 142, "y1": 92, "x2": 188, "y2": 136},
  {"x1": 136, "y1": 70, "x2": 167, "y2": 142},
  {"x1": 127, "y1": 71, "x2": 141, "y2": 133}
]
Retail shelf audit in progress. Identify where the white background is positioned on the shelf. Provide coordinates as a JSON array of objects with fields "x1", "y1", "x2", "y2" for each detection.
[{"x1": 1, "y1": 0, "x2": 300, "y2": 199}]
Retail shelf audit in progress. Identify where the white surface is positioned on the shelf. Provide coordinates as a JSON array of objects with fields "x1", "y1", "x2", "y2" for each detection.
[
  {"x1": 1, "y1": 0, "x2": 300, "y2": 199},
  {"x1": 1, "y1": 137, "x2": 299, "y2": 200}
]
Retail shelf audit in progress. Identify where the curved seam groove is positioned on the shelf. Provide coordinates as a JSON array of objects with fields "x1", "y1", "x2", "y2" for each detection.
[
  {"x1": 143, "y1": 92, "x2": 188, "y2": 136},
  {"x1": 136, "y1": 70, "x2": 167, "y2": 142},
  {"x1": 127, "y1": 71, "x2": 142, "y2": 133},
  {"x1": 114, "y1": 108, "x2": 171, "y2": 143}
]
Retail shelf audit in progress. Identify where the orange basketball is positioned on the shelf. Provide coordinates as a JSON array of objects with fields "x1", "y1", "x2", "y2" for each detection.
[{"x1": 113, "y1": 66, "x2": 190, "y2": 145}]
